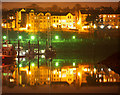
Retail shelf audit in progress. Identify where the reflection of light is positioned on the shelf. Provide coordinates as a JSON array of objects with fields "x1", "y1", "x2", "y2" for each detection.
[
  {"x1": 70, "y1": 71, "x2": 73, "y2": 74},
  {"x1": 114, "y1": 79, "x2": 116, "y2": 82},
  {"x1": 48, "y1": 78, "x2": 50, "y2": 80},
  {"x1": 104, "y1": 79, "x2": 107, "y2": 82},
  {"x1": 19, "y1": 64, "x2": 22, "y2": 67},
  {"x1": 99, "y1": 74, "x2": 102, "y2": 77},
  {"x1": 83, "y1": 68, "x2": 87, "y2": 72},
  {"x1": 88, "y1": 68, "x2": 90, "y2": 71},
  {"x1": 10, "y1": 79, "x2": 14, "y2": 82},
  {"x1": 100, "y1": 25, "x2": 104, "y2": 29},
  {"x1": 73, "y1": 68, "x2": 76, "y2": 70},
  {"x1": 93, "y1": 24, "x2": 96, "y2": 28},
  {"x1": 53, "y1": 24, "x2": 57, "y2": 27},
  {"x1": 41, "y1": 50, "x2": 45, "y2": 53},
  {"x1": 108, "y1": 68, "x2": 111, "y2": 71},
  {"x1": 23, "y1": 51, "x2": 25, "y2": 55},
  {"x1": 29, "y1": 71, "x2": 31, "y2": 75},
  {"x1": 41, "y1": 55, "x2": 45, "y2": 58},
  {"x1": 78, "y1": 72, "x2": 81, "y2": 76},
  {"x1": 82, "y1": 26, "x2": 88, "y2": 28},
  {"x1": 107, "y1": 25, "x2": 112, "y2": 29},
  {"x1": 115, "y1": 26, "x2": 118, "y2": 29},
  {"x1": 101, "y1": 68, "x2": 103, "y2": 71},
  {"x1": 99, "y1": 79, "x2": 102, "y2": 82},
  {"x1": 77, "y1": 22, "x2": 80, "y2": 24},
  {"x1": 94, "y1": 68, "x2": 96, "y2": 73},
  {"x1": 91, "y1": 71, "x2": 93, "y2": 74},
  {"x1": 23, "y1": 58, "x2": 25, "y2": 61}
]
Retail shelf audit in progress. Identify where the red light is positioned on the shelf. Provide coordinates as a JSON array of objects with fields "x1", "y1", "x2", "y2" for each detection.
[
  {"x1": 2, "y1": 56, "x2": 5, "y2": 59},
  {"x1": 2, "y1": 63, "x2": 5, "y2": 66}
]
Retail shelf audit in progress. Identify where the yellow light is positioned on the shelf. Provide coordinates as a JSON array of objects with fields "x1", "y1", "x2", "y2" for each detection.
[
  {"x1": 99, "y1": 79, "x2": 102, "y2": 82},
  {"x1": 91, "y1": 71, "x2": 93, "y2": 74},
  {"x1": 10, "y1": 79, "x2": 14, "y2": 82},
  {"x1": 114, "y1": 79, "x2": 116, "y2": 82},
  {"x1": 103, "y1": 79, "x2": 107, "y2": 82}
]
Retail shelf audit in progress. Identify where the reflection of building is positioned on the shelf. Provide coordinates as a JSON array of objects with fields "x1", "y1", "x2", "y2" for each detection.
[{"x1": 12, "y1": 64, "x2": 120, "y2": 86}]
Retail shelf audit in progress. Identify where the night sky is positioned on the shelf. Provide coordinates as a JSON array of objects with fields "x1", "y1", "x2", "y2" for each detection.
[{"x1": 2, "y1": 2, "x2": 119, "y2": 10}]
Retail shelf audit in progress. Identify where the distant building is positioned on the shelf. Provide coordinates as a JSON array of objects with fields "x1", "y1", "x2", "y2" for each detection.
[{"x1": 2, "y1": 8, "x2": 120, "y2": 32}]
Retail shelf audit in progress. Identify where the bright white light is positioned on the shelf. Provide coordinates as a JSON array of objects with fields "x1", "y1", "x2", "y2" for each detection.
[
  {"x1": 62, "y1": 20, "x2": 66, "y2": 22},
  {"x1": 113, "y1": 15, "x2": 116, "y2": 17},
  {"x1": 26, "y1": 50, "x2": 28, "y2": 53},
  {"x1": 41, "y1": 50, "x2": 45, "y2": 53},
  {"x1": 48, "y1": 78, "x2": 50, "y2": 80},
  {"x1": 23, "y1": 51, "x2": 25, "y2": 55},
  {"x1": 82, "y1": 26, "x2": 88, "y2": 28},
  {"x1": 41, "y1": 55, "x2": 45, "y2": 58},
  {"x1": 23, "y1": 58, "x2": 25, "y2": 61},
  {"x1": 78, "y1": 72, "x2": 81, "y2": 76},
  {"x1": 115, "y1": 26, "x2": 118, "y2": 29},
  {"x1": 88, "y1": 68, "x2": 90, "y2": 71},
  {"x1": 53, "y1": 24, "x2": 57, "y2": 27},
  {"x1": 29, "y1": 71, "x2": 31, "y2": 75},
  {"x1": 77, "y1": 22, "x2": 80, "y2": 24},
  {"x1": 107, "y1": 25, "x2": 111, "y2": 29},
  {"x1": 62, "y1": 74, "x2": 66, "y2": 77},
  {"x1": 10, "y1": 79, "x2": 14, "y2": 82},
  {"x1": 94, "y1": 68, "x2": 96, "y2": 72},
  {"x1": 108, "y1": 68, "x2": 111, "y2": 71},
  {"x1": 101, "y1": 68, "x2": 103, "y2": 71},
  {"x1": 29, "y1": 24, "x2": 31, "y2": 26},
  {"x1": 83, "y1": 68, "x2": 87, "y2": 72},
  {"x1": 99, "y1": 74, "x2": 102, "y2": 77},
  {"x1": 93, "y1": 24, "x2": 97, "y2": 28},
  {"x1": 100, "y1": 25, "x2": 104, "y2": 29}
]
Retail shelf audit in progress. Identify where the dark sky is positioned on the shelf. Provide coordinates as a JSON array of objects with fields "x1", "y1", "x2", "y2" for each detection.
[{"x1": 2, "y1": 2, "x2": 119, "y2": 10}]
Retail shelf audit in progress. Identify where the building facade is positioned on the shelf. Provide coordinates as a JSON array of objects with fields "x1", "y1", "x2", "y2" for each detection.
[{"x1": 2, "y1": 8, "x2": 120, "y2": 32}]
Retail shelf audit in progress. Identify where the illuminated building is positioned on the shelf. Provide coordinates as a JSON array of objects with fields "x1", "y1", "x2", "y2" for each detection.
[{"x1": 2, "y1": 8, "x2": 120, "y2": 32}]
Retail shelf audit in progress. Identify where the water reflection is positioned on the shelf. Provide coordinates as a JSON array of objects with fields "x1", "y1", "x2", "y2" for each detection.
[{"x1": 2, "y1": 60, "x2": 120, "y2": 87}]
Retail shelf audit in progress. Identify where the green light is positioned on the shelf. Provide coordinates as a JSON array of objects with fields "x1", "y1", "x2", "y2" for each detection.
[
  {"x1": 72, "y1": 36, "x2": 76, "y2": 39},
  {"x1": 55, "y1": 62, "x2": 59, "y2": 66},
  {"x1": 19, "y1": 64, "x2": 22, "y2": 67},
  {"x1": 19, "y1": 36, "x2": 22, "y2": 39},
  {"x1": 55, "y1": 36, "x2": 59, "y2": 39},
  {"x1": 31, "y1": 36, "x2": 35, "y2": 40},
  {"x1": 73, "y1": 62, "x2": 75, "y2": 66},
  {"x1": 3, "y1": 36, "x2": 6, "y2": 39},
  {"x1": 31, "y1": 63, "x2": 35, "y2": 67}
]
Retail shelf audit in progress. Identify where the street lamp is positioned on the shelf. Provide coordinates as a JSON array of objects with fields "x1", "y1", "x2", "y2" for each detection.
[
  {"x1": 55, "y1": 35, "x2": 59, "y2": 40},
  {"x1": 19, "y1": 36, "x2": 22, "y2": 40},
  {"x1": 31, "y1": 36, "x2": 35, "y2": 40},
  {"x1": 3, "y1": 36, "x2": 6, "y2": 40},
  {"x1": 73, "y1": 62, "x2": 75, "y2": 66},
  {"x1": 31, "y1": 63, "x2": 35, "y2": 67},
  {"x1": 55, "y1": 62, "x2": 59, "y2": 67},
  {"x1": 72, "y1": 36, "x2": 76, "y2": 39}
]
